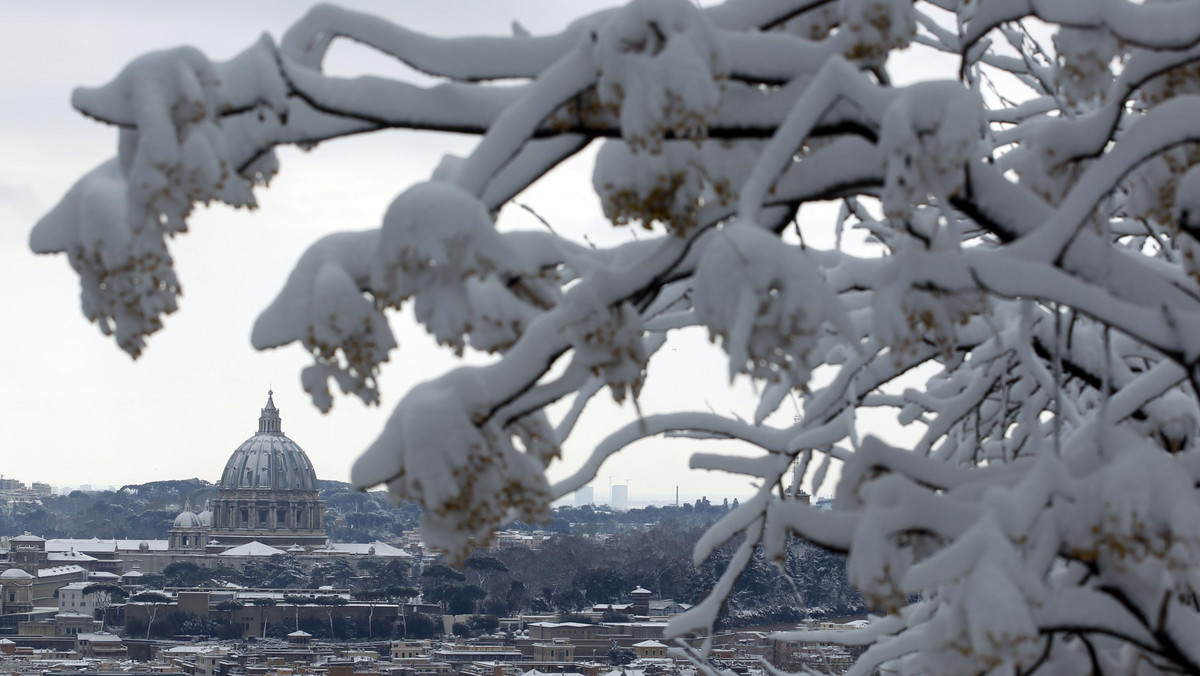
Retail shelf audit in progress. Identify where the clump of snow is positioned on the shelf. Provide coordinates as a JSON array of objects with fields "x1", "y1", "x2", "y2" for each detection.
[
  {"x1": 694, "y1": 222, "x2": 854, "y2": 386},
  {"x1": 879, "y1": 81, "x2": 985, "y2": 221},
  {"x1": 30, "y1": 160, "x2": 179, "y2": 357},
  {"x1": 74, "y1": 38, "x2": 286, "y2": 229},
  {"x1": 252, "y1": 231, "x2": 394, "y2": 412},
  {"x1": 373, "y1": 181, "x2": 529, "y2": 353},
  {"x1": 871, "y1": 239, "x2": 989, "y2": 357},
  {"x1": 1138, "y1": 55, "x2": 1200, "y2": 109},
  {"x1": 562, "y1": 289, "x2": 648, "y2": 404},
  {"x1": 33, "y1": 38, "x2": 286, "y2": 357},
  {"x1": 593, "y1": 139, "x2": 758, "y2": 233},
  {"x1": 911, "y1": 518, "x2": 1046, "y2": 673},
  {"x1": 595, "y1": 0, "x2": 728, "y2": 153},
  {"x1": 351, "y1": 375, "x2": 558, "y2": 563},
  {"x1": 1125, "y1": 143, "x2": 1200, "y2": 229},
  {"x1": 464, "y1": 278, "x2": 539, "y2": 354},
  {"x1": 838, "y1": 0, "x2": 916, "y2": 67},
  {"x1": 1054, "y1": 27, "x2": 1121, "y2": 107},
  {"x1": 1059, "y1": 447, "x2": 1200, "y2": 574},
  {"x1": 1143, "y1": 389, "x2": 1199, "y2": 454},
  {"x1": 780, "y1": 3, "x2": 840, "y2": 41}
]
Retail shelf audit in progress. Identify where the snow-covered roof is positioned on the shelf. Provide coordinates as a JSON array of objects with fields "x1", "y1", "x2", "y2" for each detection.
[
  {"x1": 46, "y1": 539, "x2": 115, "y2": 553},
  {"x1": 288, "y1": 630, "x2": 312, "y2": 637},
  {"x1": 121, "y1": 570, "x2": 143, "y2": 577},
  {"x1": 842, "y1": 619, "x2": 870, "y2": 629},
  {"x1": 88, "y1": 571, "x2": 120, "y2": 580},
  {"x1": 633, "y1": 640, "x2": 667, "y2": 648},
  {"x1": 48, "y1": 551, "x2": 98, "y2": 562},
  {"x1": 631, "y1": 586, "x2": 651, "y2": 594},
  {"x1": 310, "y1": 541, "x2": 412, "y2": 557},
  {"x1": 1, "y1": 568, "x2": 33, "y2": 580},
  {"x1": 45, "y1": 538, "x2": 168, "y2": 552},
  {"x1": 77, "y1": 632, "x2": 123, "y2": 643},
  {"x1": 219, "y1": 541, "x2": 286, "y2": 557},
  {"x1": 37, "y1": 564, "x2": 86, "y2": 578},
  {"x1": 163, "y1": 646, "x2": 213, "y2": 655}
]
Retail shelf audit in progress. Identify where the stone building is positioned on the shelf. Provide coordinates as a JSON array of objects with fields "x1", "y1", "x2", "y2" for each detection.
[
  {"x1": 0, "y1": 569, "x2": 33, "y2": 614},
  {"x1": 6, "y1": 534, "x2": 44, "y2": 571},
  {"x1": 167, "y1": 500, "x2": 211, "y2": 552},
  {"x1": 207, "y1": 391, "x2": 326, "y2": 548}
]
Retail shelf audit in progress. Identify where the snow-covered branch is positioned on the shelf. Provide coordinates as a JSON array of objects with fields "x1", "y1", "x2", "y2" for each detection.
[{"x1": 34, "y1": 0, "x2": 1200, "y2": 672}]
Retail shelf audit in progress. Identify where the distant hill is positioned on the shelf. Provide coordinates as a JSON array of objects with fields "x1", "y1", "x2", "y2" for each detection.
[
  {"x1": 116, "y1": 478, "x2": 218, "y2": 509},
  {"x1": 320, "y1": 479, "x2": 421, "y2": 542}
]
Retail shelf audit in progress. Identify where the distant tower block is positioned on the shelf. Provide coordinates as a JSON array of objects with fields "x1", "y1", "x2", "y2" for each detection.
[
  {"x1": 630, "y1": 585, "x2": 652, "y2": 616},
  {"x1": 575, "y1": 485, "x2": 594, "y2": 507},
  {"x1": 611, "y1": 484, "x2": 628, "y2": 511}
]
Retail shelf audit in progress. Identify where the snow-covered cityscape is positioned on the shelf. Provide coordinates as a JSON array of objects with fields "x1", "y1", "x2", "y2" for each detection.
[
  {"x1": 0, "y1": 394, "x2": 860, "y2": 674},
  {"x1": 9, "y1": 0, "x2": 1200, "y2": 674}
]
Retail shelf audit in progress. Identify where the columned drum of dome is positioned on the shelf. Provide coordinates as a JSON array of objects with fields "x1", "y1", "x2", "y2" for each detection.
[
  {"x1": 208, "y1": 392, "x2": 327, "y2": 547},
  {"x1": 169, "y1": 500, "x2": 209, "y2": 551}
]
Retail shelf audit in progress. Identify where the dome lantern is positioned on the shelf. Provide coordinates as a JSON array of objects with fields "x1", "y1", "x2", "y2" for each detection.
[{"x1": 259, "y1": 390, "x2": 283, "y2": 435}]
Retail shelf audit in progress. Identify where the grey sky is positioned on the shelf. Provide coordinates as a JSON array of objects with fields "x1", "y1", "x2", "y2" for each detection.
[{"x1": 1, "y1": 1, "x2": 787, "y2": 502}]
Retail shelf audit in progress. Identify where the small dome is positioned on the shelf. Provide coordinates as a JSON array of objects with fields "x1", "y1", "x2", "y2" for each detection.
[
  {"x1": 173, "y1": 500, "x2": 203, "y2": 528},
  {"x1": 219, "y1": 392, "x2": 318, "y2": 491},
  {"x1": 1, "y1": 568, "x2": 33, "y2": 580},
  {"x1": 197, "y1": 500, "x2": 213, "y2": 527}
]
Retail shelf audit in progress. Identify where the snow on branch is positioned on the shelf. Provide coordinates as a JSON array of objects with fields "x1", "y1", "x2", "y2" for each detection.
[{"x1": 35, "y1": 0, "x2": 1200, "y2": 672}]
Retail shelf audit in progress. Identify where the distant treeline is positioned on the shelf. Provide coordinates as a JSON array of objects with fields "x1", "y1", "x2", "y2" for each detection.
[{"x1": 2, "y1": 480, "x2": 744, "y2": 542}]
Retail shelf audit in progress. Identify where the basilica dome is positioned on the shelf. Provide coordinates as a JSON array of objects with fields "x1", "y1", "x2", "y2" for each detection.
[
  {"x1": 218, "y1": 392, "x2": 318, "y2": 491},
  {"x1": 208, "y1": 391, "x2": 326, "y2": 548}
]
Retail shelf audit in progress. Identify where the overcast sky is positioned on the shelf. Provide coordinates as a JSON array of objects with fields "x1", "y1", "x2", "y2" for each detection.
[{"x1": 1, "y1": 2, "x2": 942, "y2": 506}]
